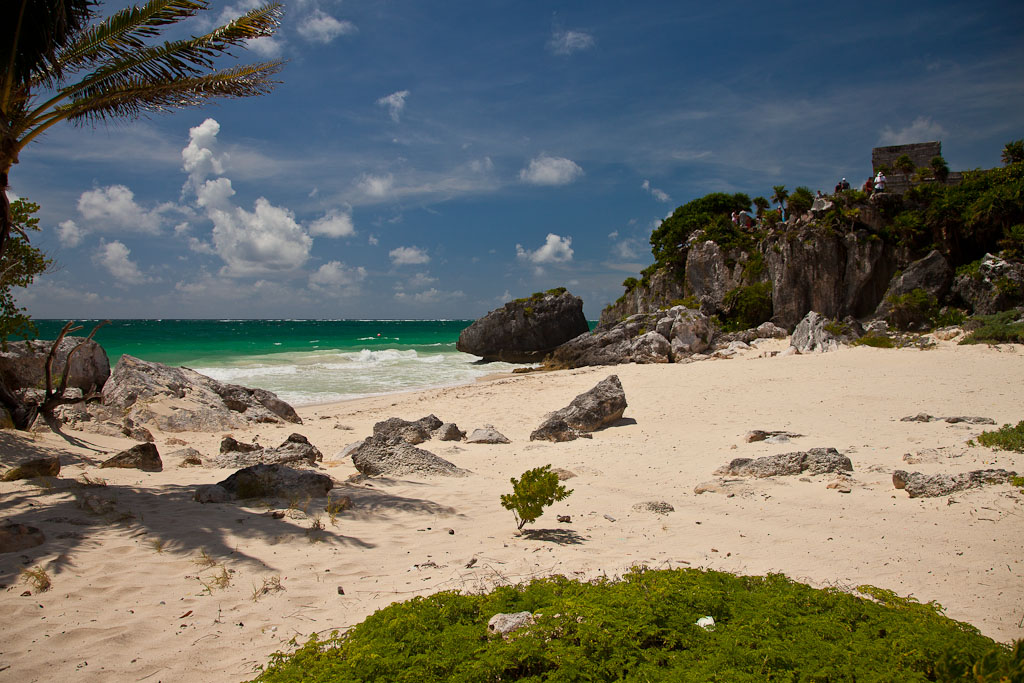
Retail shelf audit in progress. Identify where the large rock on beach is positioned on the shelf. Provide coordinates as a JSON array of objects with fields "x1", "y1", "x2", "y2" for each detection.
[
  {"x1": 892, "y1": 469, "x2": 1016, "y2": 498},
  {"x1": 874, "y1": 250, "x2": 953, "y2": 328},
  {"x1": 530, "y1": 375, "x2": 627, "y2": 442},
  {"x1": 0, "y1": 336, "x2": 110, "y2": 394},
  {"x1": 2, "y1": 456, "x2": 60, "y2": 481},
  {"x1": 548, "y1": 306, "x2": 713, "y2": 368},
  {"x1": 210, "y1": 433, "x2": 323, "y2": 469},
  {"x1": 952, "y1": 254, "x2": 1024, "y2": 315},
  {"x1": 790, "y1": 311, "x2": 841, "y2": 353},
  {"x1": 349, "y1": 435, "x2": 469, "y2": 477},
  {"x1": 456, "y1": 289, "x2": 589, "y2": 363},
  {"x1": 100, "y1": 355, "x2": 301, "y2": 432},
  {"x1": 216, "y1": 464, "x2": 333, "y2": 500},
  {"x1": 373, "y1": 415, "x2": 443, "y2": 445},
  {"x1": 466, "y1": 427, "x2": 511, "y2": 444},
  {"x1": 100, "y1": 442, "x2": 162, "y2": 471},
  {"x1": 718, "y1": 448, "x2": 852, "y2": 478}
]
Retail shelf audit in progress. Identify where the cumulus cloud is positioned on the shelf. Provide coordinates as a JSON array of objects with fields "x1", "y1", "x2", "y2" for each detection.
[
  {"x1": 516, "y1": 233, "x2": 574, "y2": 264},
  {"x1": 395, "y1": 288, "x2": 464, "y2": 304},
  {"x1": 519, "y1": 155, "x2": 583, "y2": 186},
  {"x1": 298, "y1": 9, "x2": 357, "y2": 44},
  {"x1": 207, "y1": 196, "x2": 313, "y2": 277},
  {"x1": 309, "y1": 261, "x2": 367, "y2": 292},
  {"x1": 57, "y1": 219, "x2": 84, "y2": 247},
  {"x1": 245, "y1": 35, "x2": 284, "y2": 57},
  {"x1": 879, "y1": 116, "x2": 947, "y2": 146},
  {"x1": 94, "y1": 240, "x2": 147, "y2": 284},
  {"x1": 548, "y1": 29, "x2": 594, "y2": 55},
  {"x1": 377, "y1": 90, "x2": 410, "y2": 122},
  {"x1": 389, "y1": 245, "x2": 430, "y2": 266},
  {"x1": 309, "y1": 208, "x2": 355, "y2": 238},
  {"x1": 358, "y1": 173, "x2": 395, "y2": 198},
  {"x1": 182, "y1": 118, "x2": 226, "y2": 191},
  {"x1": 642, "y1": 179, "x2": 671, "y2": 202},
  {"x1": 77, "y1": 185, "x2": 167, "y2": 233}
]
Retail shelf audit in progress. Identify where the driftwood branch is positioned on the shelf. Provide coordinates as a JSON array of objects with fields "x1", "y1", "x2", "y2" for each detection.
[{"x1": 41, "y1": 320, "x2": 110, "y2": 414}]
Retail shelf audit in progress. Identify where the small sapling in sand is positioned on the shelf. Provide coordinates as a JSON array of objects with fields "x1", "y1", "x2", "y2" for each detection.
[{"x1": 501, "y1": 465, "x2": 572, "y2": 531}]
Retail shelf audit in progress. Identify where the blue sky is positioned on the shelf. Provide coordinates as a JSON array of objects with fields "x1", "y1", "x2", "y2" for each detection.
[{"x1": 11, "y1": 0, "x2": 1024, "y2": 320}]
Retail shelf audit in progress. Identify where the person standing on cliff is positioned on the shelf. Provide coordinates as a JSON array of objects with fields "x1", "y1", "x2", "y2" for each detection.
[{"x1": 874, "y1": 171, "x2": 886, "y2": 193}]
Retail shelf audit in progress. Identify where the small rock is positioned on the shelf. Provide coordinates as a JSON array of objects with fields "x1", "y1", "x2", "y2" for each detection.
[
  {"x1": 487, "y1": 611, "x2": 535, "y2": 637},
  {"x1": 194, "y1": 484, "x2": 231, "y2": 504},
  {"x1": 337, "y1": 586, "x2": 345, "y2": 595},
  {"x1": 557, "y1": 515, "x2": 572, "y2": 523},
  {"x1": 466, "y1": 427, "x2": 510, "y2": 444},
  {"x1": 632, "y1": 501, "x2": 674, "y2": 514},
  {"x1": 100, "y1": 443, "x2": 162, "y2": 472},
  {"x1": 2, "y1": 456, "x2": 61, "y2": 481}
]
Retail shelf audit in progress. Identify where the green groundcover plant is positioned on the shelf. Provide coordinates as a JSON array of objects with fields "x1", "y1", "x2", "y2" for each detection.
[
  {"x1": 249, "y1": 567, "x2": 1022, "y2": 682},
  {"x1": 976, "y1": 420, "x2": 1024, "y2": 453}
]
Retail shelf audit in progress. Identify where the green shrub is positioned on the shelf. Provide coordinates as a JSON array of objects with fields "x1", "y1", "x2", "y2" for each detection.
[
  {"x1": 960, "y1": 310, "x2": 1024, "y2": 344},
  {"x1": 720, "y1": 281, "x2": 772, "y2": 332},
  {"x1": 934, "y1": 307, "x2": 968, "y2": 328},
  {"x1": 546, "y1": 287, "x2": 567, "y2": 296},
  {"x1": 500, "y1": 465, "x2": 572, "y2": 531},
  {"x1": 250, "y1": 567, "x2": 1020, "y2": 682},
  {"x1": 976, "y1": 420, "x2": 1024, "y2": 452},
  {"x1": 853, "y1": 333, "x2": 896, "y2": 348},
  {"x1": 886, "y1": 288, "x2": 939, "y2": 330},
  {"x1": 667, "y1": 295, "x2": 700, "y2": 310}
]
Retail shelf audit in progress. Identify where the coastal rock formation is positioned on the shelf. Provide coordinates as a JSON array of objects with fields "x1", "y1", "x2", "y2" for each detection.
[
  {"x1": 790, "y1": 311, "x2": 841, "y2": 353},
  {"x1": 215, "y1": 463, "x2": 333, "y2": 500},
  {"x1": 100, "y1": 443, "x2": 163, "y2": 471},
  {"x1": 436, "y1": 423, "x2": 467, "y2": 441},
  {"x1": 548, "y1": 306, "x2": 713, "y2": 368},
  {"x1": 892, "y1": 469, "x2": 1017, "y2": 498},
  {"x1": 456, "y1": 289, "x2": 589, "y2": 363},
  {"x1": 2, "y1": 456, "x2": 60, "y2": 481},
  {"x1": 0, "y1": 336, "x2": 110, "y2": 396},
  {"x1": 466, "y1": 427, "x2": 511, "y2": 444},
  {"x1": 100, "y1": 355, "x2": 301, "y2": 432},
  {"x1": 952, "y1": 254, "x2": 1024, "y2": 315},
  {"x1": 874, "y1": 250, "x2": 953, "y2": 328},
  {"x1": 211, "y1": 433, "x2": 323, "y2": 469},
  {"x1": 349, "y1": 435, "x2": 469, "y2": 477},
  {"x1": 530, "y1": 375, "x2": 627, "y2": 442},
  {"x1": 717, "y1": 448, "x2": 852, "y2": 478},
  {"x1": 373, "y1": 415, "x2": 443, "y2": 445}
]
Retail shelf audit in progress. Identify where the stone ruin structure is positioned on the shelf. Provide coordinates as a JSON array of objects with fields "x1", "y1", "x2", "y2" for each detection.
[{"x1": 871, "y1": 141, "x2": 963, "y2": 195}]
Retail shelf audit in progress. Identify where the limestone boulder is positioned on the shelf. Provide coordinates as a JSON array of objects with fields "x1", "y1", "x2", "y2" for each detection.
[
  {"x1": 952, "y1": 254, "x2": 1024, "y2": 315},
  {"x1": 874, "y1": 250, "x2": 953, "y2": 328},
  {"x1": 718, "y1": 448, "x2": 852, "y2": 478},
  {"x1": 456, "y1": 290, "x2": 589, "y2": 363},
  {"x1": 101, "y1": 355, "x2": 301, "y2": 432},
  {"x1": 466, "y1": 427, "x2": 511, "y2": 444},
  {"x1": 487, "y1": 612, "x2": 535, "y2": 637},
  {"x1": 100, "y1": 443, "x2": 162, "y2": 472},
  {"x1": 216, "y1": 464, "x2": 333, "y2": 500},
  {"x1": 373, "y1": 414, "x2": 443, "y2": 445},
  {"x1": 349, "y1": 436, "x2": 469, "y2": 477},
  {"x1": 210, "y1": 433, "x2": 322, "y2": 469},
  {"x1": 530, "y1": 375, "x2": 627, "y2": 442},
  {"x1": 790, "y1": 311, "x2": 841, "y2": 353},
  {"x1": 436, "y1": 423, "x2": 466, "y2": 441},
  {"x1": 892, "y1": 469, "x2": 1016, "y2": 498},
  {"x1": 0, "y1": 336, "x2": 110, "y2": 394}
]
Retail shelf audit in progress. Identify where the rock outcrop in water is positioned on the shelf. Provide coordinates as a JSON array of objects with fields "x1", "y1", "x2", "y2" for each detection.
[{"x1": 457, "y1": 289, "x2": 589, "y2": 363}]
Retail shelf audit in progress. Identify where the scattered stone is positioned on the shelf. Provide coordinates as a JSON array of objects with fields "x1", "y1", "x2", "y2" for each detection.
[
  {"x1": 373, "y1": 415, "x2": 443, "y2": 445},
  {"x1": 487, "y1": 611, "x2": 535, "y2": 637},
  {"x1": 121, "y1": 418, "x2": 155, "y2": 442},
  {"x1": 632, "y1": 501, "x2": 674, "y2": 514},
  {"x1": 550, "y1": 468, "x2": 576, "y2": 481},
  {"x1": 326, "y1": 490, "x2": 353, "y2": 512},
  {"x1": 0, "y1": 524, "x2": 46, "y2": 554},
  {"x1": 826, "y1": 482, "x2": 852, "y2": 493},
  {"x1": 100, "y1": 443, "x2": 162, "y2": 472},
  {"x1": 172, "y1": 448, "x2": 205, "y2": 467},
  {"x1": 717, "y1": 448, "x2": 852, "y2": 478},
  {"x1": 900, "y1": 413, "x2": 934, "y2": 422},
  {"x1": 165, "y1": 437, "x2": 189, "y2": 446},
  {"x1": 530, "y1": 375, "x2": 627, "y2": 442},
  {"x1": 466, "y1": 427, "x2": 511, "y2": 444},
  {"x1": 892, "y1": 469, "x2": 1017, "y2": 498},
  {"x1": 2, "y1": 456, "x2": 61, "y2": 481},
  {"x1": 556, "y1": 515, "x2": 572, "y2": 523},
  {"x1": 216, "y1": 464, "x2": 334, "y2": 500},
  {"x1": 220, "y1": 436, "x2": 260, "y2": 453},
  {"x1": 349, "y1": 436, "x2": 469, "y2": 477},
  {"x1": 745, "y1": 430, "x2": 803, "y2": 443},
  {"x1": 435, "y1": 423, "x2": 467, "y2": 441},
  {"x1": 194, "y1": 484, "x2": 231, "y2": 504},
  {"x1": 900, "y1": 414, "x2": 995, "y2": 425},
  {"x1": 333, "y1": 423, "x2": 354, "y2": 430},
  {"x1": 210, "y1": 433, "x2": 323, "y2": 469}
]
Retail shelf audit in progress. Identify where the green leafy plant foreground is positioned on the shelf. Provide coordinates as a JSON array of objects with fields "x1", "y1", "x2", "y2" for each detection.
[
  {"x1": 250, "y1": 568, "x2": 1021, "y2": 682},
  {"x1": 500, "y1": 465, "x2": 572, "y2": 530},
  {"x1": 976, "y1": 420, "x2": 1024, "y2": 453}
]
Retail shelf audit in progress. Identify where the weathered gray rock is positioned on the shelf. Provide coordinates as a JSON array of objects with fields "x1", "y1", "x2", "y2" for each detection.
[
  {"x1": 466, "y1": 427, "x2": 511, "y2": 444},
  {"x1": 220, "y1": 436, "x2": 260, "y2": 453},
  {"x1": 350, "y1": 436, "x2": 469, "y2": 477},
  {"x1": 216, "y1": 464, "x2": 333, "y2": 500},
  {"x1": 194, "y1": 484, "x2": 231, "y2": 503},
  {"x1": 0, "y1": 524, "x2": 46, "y2": 553},
  {"x1": 718, "y1": 448, "x2": 852, "y2": 478},
  {"x1": 210, "y1": 433, "x2": 322, "y2": 469},
  {"x1": 952, "y1": 254, "x2": 1024, "y2": 315},
  {"x1": 435, "y1": 423, "x2": 466, "y2": 441},
  {"x1": 0, "y1": 336, "x2": 110, "y2": 394},
  {"x1": 550, "y1": 307, "x2": 714, "y2": 368},
  {"x1": 373, "y1": 415, "x2": 443, "y2": 445},
  {"x1": 899, "y1": 414, "x2": 995, "y2": 425},
  {"x1": 874, "y1": 250, "x2": 953, "y2": 324},
  {"x1": 745, "y1": 430, "x2": 803, "y2": 443},
  {"x1": 457, "y1": 290, "x2": 590, "y2": 363},
  {"x1": 892, "y1": 469, "x2": 1016, "y2": 498},
  {"x1": 2, "y1": 456, "x2": 60, "y2": 481},
  {"x1": 632, "y1": 501, "x2": 674, "y2": 514},
  {"x1": 100, "y1": 442, "x2": 162, "y2": 472},
  {"x1": 101, "y1": 355, "x2": 301, "y2": 433},
  {"x1": 172, "y1": 448, "x2": 205, "y2": 467},
  {"x1": 487, "y1": 611, "x2": 535, "y2": 637},
  {"x1": 530, "y1": 375, "x2": 627, "y2": 442},
  {"x1": 790, "y1": 311, "x2": 841, "y2": 353}
]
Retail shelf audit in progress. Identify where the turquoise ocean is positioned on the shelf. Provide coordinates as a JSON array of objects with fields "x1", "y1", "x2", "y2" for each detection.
[{"x1": 33, "y1": 319, "x2": 523, "y2": 407}]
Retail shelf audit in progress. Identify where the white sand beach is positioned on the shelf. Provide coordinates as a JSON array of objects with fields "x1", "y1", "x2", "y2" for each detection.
[{"x1": 1, "y1": 339, "x2": 1023, "y2": 682}]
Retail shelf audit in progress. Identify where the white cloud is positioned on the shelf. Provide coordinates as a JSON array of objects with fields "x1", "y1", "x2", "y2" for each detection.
[
  {"x1": 309, "y1": 208, "x2": 355, "y2": 238},
  {"x1": 367, "y1": 234, "x2": 379, "y2": 246},
  {"x1": 407, "y1": 272, "x2": 437, "y2": 289},
  {"x1": 309, "y1": 261, "x2": 367, "y2": 292},
  {"x1": 612, "y1": 238, "x2": 640, "y2": 260},
  {"x1": 245, "y1": 35, "x2": 284, "y2": 57},
  {"x1": 208, "y1": 197, "x2": 312, "y2": 277},
  {"x1": 57, "y1": 219, "x2": 84, "y2": 247},
  {"x1": 469, "y1": 156, "x2": 494, "y2": 173},
  {"x1": 642, "y1": 179, "x2": 671, "y2": 202},
  {"x1": 181, "y1": 118, "x2": 226, "y2": 191},
  {"x1": 377, "y1": 90, "x2": 410, "y2": 122},
  {"x1": 516, "y1": 233, "x2": 574, "y2": 264},
  {"x1": 548, "y1": 29, "x2": 595, "y2": 55},
  {"x1": 358, "y1": 173, "x2": 394, "y2": 198},
  {"x1": 519, "y1": 155, "x2": 583, "y2": 186},
  {"x1": 879, "y1": 116, "x2": 948, "y2": 146},
  {"x1": 608, "y1": 230, "x2": 619, "y2": 240},
  {"x1": 94, "y1": 240, "x2": 147, "y2": 284},
  {"x1": 298, "y1": 9, "x2": 357, "y2": 44},
  {"x1": 77, "y1": 185, "x2": 167, "y2": 233},
  {"x1": 395, "y1": 288, "x2": 464, "y2": 304},
  {"x1": 389, "y1": 245, "x2": 430, "y2": 266}
]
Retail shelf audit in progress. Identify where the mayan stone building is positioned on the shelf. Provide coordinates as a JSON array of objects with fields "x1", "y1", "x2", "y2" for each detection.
[{"x1": 871, "y1": 141, "x2": 962, "y2": 194}]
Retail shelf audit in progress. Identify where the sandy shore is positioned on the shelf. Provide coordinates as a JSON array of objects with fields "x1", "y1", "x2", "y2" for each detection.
[{"x1": 1, "y1": 339, "x2": 1023, "y2": 682}]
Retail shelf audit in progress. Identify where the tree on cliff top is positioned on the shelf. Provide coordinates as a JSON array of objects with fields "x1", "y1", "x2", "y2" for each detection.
[
  {"x1": 649, "y1": 192, "x2": 751, "y2": 268},
  {"x1": 1003, "y1": 140, "x2": 1024, "y2": 166},
  {"x1": 0, "y1": 0, "x2": 286, "y2": 263}
]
